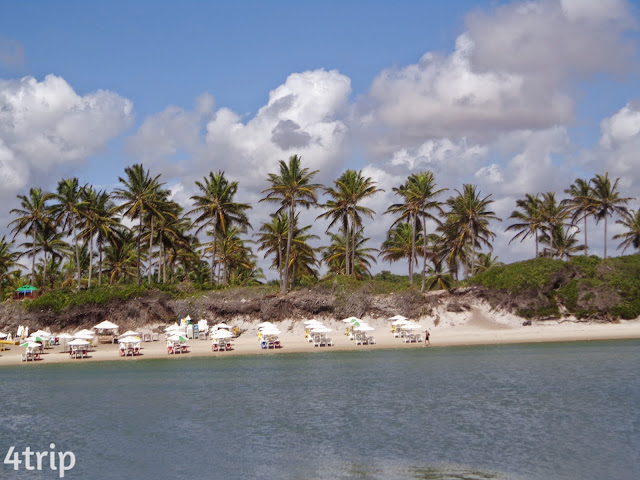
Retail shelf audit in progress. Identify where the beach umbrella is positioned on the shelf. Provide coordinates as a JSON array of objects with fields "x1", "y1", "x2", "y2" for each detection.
[
  {"x1": 167, "y1": 334, "x2": 187, "y2": 343},
  {"x1": 391, "y1": 319, "x2": 410, "y2": 326},
  {"x1": 15, "y1": 285, "x2": 38, "y2": 293},
  {"x1": 74, "y1": 333, "x2": 95, "y2": 339},
  {"x1": 68, "y1": 339, "x2": 90, "y2": 346},
  {"x1": 119, "y1": 336, "x2": 141, "y2": 344},
  {"x1": 93, "y1": 320, "x2": 119, "y2": 330},
  {"x1": 260, "y1": 328, "x2": 281, "y2": 335},
  {"x1": 20, "y1": 341, "x2": 41, "y2": 348},
  {"x1": 57, "y1": 333, "x2": 74, "y2": 351},
  {"x1": 31, "y1": 330, "x2": 51, "y2": 337},
  {"x1": 354, "y1": 325, "x2": 375, "y2": 332},
  {"x1": 304, "y1": 319, "x2": 323, "y2": 325},
  {"x1": 26, "y1": 335, "x2": 44, "y2": 343},
  {"x1": 388, "y1": 314, "x2": 408, "y2": 322},
  {"x1": 401, "y1": 323, "x2": 422, "y2": 330},
  {"x1": 74, "y1": 329, "x2": 95, "y2": 336},
  {"x1": 214, "y1": 322, "x2": 232, "y2": 330},
  {"x1": 341, "y1": 317, "x2": 360, "y2": 324},
  {"x1": 0, "y1": 332, "x2": 7, "y2": 339},
  {"x1": 119, "y1": 330, "x2": 141, "y2": 338},
  {"x1": 311, "y1": 326, "x2": 332, "y2": 333},
  {"x1": 213, "y1": 330, "x2": 233, "y2": 339}
]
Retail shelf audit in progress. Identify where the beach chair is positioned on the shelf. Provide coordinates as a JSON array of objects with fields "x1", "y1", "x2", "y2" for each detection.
[
  {"x1": 119, "y1": 344, "x2": 126, "y2": 356},
  {"x1": 133, "y1": 344, "x2": 141, "y2": 355}
]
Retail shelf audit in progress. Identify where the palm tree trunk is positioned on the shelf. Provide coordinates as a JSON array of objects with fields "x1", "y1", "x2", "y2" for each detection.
[
  {"x1": 88, "y1": 229, "x2": 93, "y2": 288},
  {"x1": 584, "y1": 216, "x2": 588, "y2": 255},
  {"x1": 43, "y1": 251, "x2": 48, "y2": 291},
  {"x1": 421, "y1": 214, "x2": 428, "y2": 292},
  {"x1": 283, "y1": 203, "x2": 294, "y2": 294},
  {"x1": 277, "y1": 238, "x2": 283, "y2": 286},
  {"x1": 210, "y1": 218, "x2": 218, "y2": 285},
  {"x1": 74, "y1": 218, "x2": 81, "y2": 289},
  {"x1": 344, "y1": 216, "x2": 350, "y2": 276},
  {"x1": 604, "y1": 216, "x2": 608, "y2": 259},
  {"x1": 136, "y1": 213, "x2": 142, "y2": 285},
  {"x1": 98, "y1": 244, "x2": 103, "y2": 287},
  {"x1": 148, "y1": 216, "x2": 154, "y2": 284},
  {"x1": 535, "y1": 230, "x2": 539, "y2": 258},
  {"x1": 351, "y1": 225, "x2": 357, "y2": 278},
  {"x1": 31, "y1": 226, "x2": 37, "y2": 286},
  {"x1": 409, "y1": 213, "x2": 417, "y2": 284}
]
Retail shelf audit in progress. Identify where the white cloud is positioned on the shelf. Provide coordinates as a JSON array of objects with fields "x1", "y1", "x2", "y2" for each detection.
[{"x1": 0, "y1": 74, "x2": 133, "y2": 187}]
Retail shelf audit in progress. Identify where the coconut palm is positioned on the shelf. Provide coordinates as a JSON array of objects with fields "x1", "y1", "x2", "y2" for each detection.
[
  {"x1": 506, "y1": 193, "x2": 544, "y2": 258},
  {"x1": 103, "y1": 226, "x2": 138, "y2": 284},
  {"x1": 261, "y1": 155, "x2": 321, "y2": 293},
  {"x1": 188, "y1": 171, "x2": 251, "y2": 285},
  {"x1": 538, "y1": 192, "x2": 572, "y2": 257},
  {"x1": 613, "y1": 209, "x2": 640, "y2": 254},
  {"x1": 540, "y1": 225, "x2": 586, "y2": 260},
  {"x1": 154, "y1": 205, "x2": 193, "y2": 284},
  {"x1": 563, "y1": 178, "x2": 597, "y2": 255},
  {"x1": 49, "y1": 177, "x2": 88, "y2": 288},
  {"x1": 112, "y1": 164, "x2": 166, "y2": 284},
  {"x1": 255, "y1": 213, "x2": 289, "y2": 286},
  {"x1": 473, "y1": 252, "x2": 504, "y2": 274},
  {"x1": 424, "y1": 258, "x2": 454, "y2": 291},
  {"x1": 317, "y1": 170, "x2": 381, "y2": 277},
  {"x1": 590, "y1": 172, "x2": 634, "y2": 259},
  {"x1": 9, "y1": 187, "x2": 54, "y2": 286},
  {"x1": 0, "y1": 235, "x2": 20, "y2": 301},
  {"x1": 21, "y1": 224, "x2": 70, "y2": 290},
  {"x1": 322, "y1": 228, "x2": 378, "y2": 279},
  {"x1": 379, "y1": 222, "x2": 420, "y2": 278},
  {"x1": 442, "y1": 184, "x2": 500, "y2": 279}
]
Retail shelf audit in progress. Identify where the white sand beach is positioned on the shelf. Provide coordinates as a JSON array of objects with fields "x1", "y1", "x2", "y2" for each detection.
[{"x1": 2, "y1": 306, "x2": 639, "y2": 367}]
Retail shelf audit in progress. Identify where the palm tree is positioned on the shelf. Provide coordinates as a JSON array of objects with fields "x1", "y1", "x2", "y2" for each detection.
[
  {"x1": 188, "y1": 171, "x2": 251, "y2": 285},
  {"x1": 406, "y1": 171, "x2": 446, "y2": 291},
  {"x1": 442, "y1": 184, "x2": 500, "y2": 279},
  {"x1": 506, "y1": 193, "x2": 544, "y2": 258},
  {"x1": 49, "y1": 177, "x2": 88, "y2": 288},
  {"x1": 103, "y1": 227, "x2": 138, "y2": 284},
  {"x1": 590, "y1": 172, "x2": 634, "y2": 259},
  {"x1": 379, "y1": 222, "x2": 420, "y2": 277},
  {"x1": 614, "y1": 209, "x2": 640, "y2": 253},
  {"x1": 563, "y1": 178, "x2": 597, "y2": 255},
  {"x1": 112, "y1": 164, "x2": 165, "y2": 284},
  {"x1": 255, "y1": 213, "x2": 289, "y2": 286},
  {"x1": 21, "y1": 224, "x2": 70, "y2": 290},
  {"x1": 261, "y1": 155, "x2": 321, "y2": 293},
  {"x1": 322, "y1": 228, "x2": 378, "y2": 279},
  {"x1": 473, "y1": 252, "x2": 504, "y2": 274},
  {"x1": 541, "y1": 225, "x2": 586, "y2": 260},
  {"x1": 0, "y1": 235, "x2": 20, "y2": 301},
  {"x1": 423, "y1": 258, "x2": 454, "y2": 291},
  {"x1": 317, "y1": 170, "x2": 381, "y2": 277},
  {"x1": 538, "y1": 192, "x2": 572, "y2": 258},
  {"x1": 154, "y1": 205, "x2": 192, "y2": 284},
  {"x1": 9, "y1": 187, "x2": 54, "y2": 286}
]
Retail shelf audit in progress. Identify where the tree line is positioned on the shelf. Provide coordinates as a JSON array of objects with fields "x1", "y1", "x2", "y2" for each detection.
[{"x1": 0, "y1": 155, "x2": 638, "y2": 299}]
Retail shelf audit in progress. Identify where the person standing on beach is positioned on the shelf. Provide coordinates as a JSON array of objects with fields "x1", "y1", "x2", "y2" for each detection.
[{"x1": 424, "y1": 329, "x2": 430, "y2": 346}]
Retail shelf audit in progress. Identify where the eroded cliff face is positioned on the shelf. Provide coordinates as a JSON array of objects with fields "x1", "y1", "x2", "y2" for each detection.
[{"x1": 0, "y1": 283, "x2": 616, "y2": 335}]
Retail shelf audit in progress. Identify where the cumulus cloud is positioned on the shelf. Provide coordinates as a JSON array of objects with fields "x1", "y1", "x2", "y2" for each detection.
[
  {"x1": 594, "y1": 101, "x2": 640, "y2": 188},
  {"x1": 0, "y1": 74, "x2": 134, "y2": 237}
]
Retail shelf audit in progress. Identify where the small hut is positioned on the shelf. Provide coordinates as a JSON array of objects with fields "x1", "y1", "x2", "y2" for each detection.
[{"x1": 14, "y1": 285, "x2": 38, "y2": 300}]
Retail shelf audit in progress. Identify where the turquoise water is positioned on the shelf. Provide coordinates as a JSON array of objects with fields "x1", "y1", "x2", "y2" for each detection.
[{"x1": 1, "y1": 341, "x2": 639, "y2": 479}]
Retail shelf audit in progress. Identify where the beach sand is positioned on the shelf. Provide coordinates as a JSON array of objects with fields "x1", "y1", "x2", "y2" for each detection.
[{"x1": 2, "y1": 307, "x2": 639, "y2": 367}]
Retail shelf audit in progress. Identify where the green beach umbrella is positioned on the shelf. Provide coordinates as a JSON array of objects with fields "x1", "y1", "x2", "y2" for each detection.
[{"x1": 16, "y1": 285, "x2": 38, "y2": 293}]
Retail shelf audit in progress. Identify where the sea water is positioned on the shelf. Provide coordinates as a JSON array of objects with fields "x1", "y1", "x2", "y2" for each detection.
[{"x1": 1, "y1": 340, "x2": 638, "y2": 480}]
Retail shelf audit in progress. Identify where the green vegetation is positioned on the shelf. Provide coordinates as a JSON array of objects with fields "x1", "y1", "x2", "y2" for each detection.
[
  {"x1": 25, "y1": 284, "x2": 148, "y2": 313},
  {"x1": 470, "y1": 254, "x2": 640, "y2": 319}
]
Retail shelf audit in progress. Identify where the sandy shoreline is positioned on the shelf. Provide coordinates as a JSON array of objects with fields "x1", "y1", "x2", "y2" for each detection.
[{"x1": 2, "y1": 310, "x2": 639, "y2": 367}]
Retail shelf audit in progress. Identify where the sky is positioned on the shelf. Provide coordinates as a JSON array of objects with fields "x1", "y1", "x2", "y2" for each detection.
[{"x1": 1, "y1": 0, "x2": 640, "y2": 278}]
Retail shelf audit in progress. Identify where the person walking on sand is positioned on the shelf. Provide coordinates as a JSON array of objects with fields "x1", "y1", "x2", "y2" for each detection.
[{"x1": 424, "y1": 329, "x2": 430, "y2": 346}]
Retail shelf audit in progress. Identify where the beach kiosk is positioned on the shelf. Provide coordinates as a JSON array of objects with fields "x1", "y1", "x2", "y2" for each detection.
[{"x1": 93, "y1": 320, "x2": 120, "y2": 343}]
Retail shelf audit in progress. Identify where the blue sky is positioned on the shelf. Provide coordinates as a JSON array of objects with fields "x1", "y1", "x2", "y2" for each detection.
[{"x1": 1, "y1": 0, "x2": 640, "y2": 276}]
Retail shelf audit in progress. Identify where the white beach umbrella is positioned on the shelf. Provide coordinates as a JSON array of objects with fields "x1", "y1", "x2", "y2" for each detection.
[
  {"x1": 57, "y1": 333, "x2": 74, "y2": 340},
  {"x1": 119, "y1": 330, "x2": 141, "y2": 338},
  {"x1": 74, "y1": 329, "x2": 95, "y2": 336},
  {"x1": 74, "y1": 333, "x2": 95, "y2": 339},
  {"x1": 341, "y1": 317, "x2": 360, "y2": 323},
  {"x1": 68, "y1": 339, "x2": 90, "y2": 346},
  {"x1": 93, "y1": 320, "x2": 119, "y2": 330},
  {"x1": 388, "y1": 314, "x2": 408, "y2": 322},
  {"x1": 391, "y1": 319, "x2": 410, "y2": 326},
  {"x1": 167, "y1": 334, "x2": 187, "y2": 343},
  {"x1": 20, "y1": 341, "x2": 41, "y2": 348},
  {"x1": 401, "y1": 323, "x2": 422, "y2": 330},
  {"x1": 213, "y1": 330, "x2": 233, "y2": 339},
  {"x1": 213, "y1": 322, "x2": 232, "y2": 330},
  {"x1": 119, "y1": 336, "x2": 141, "y2": 344},
  {"x1": 260, "y1": 328, "x2": 281, "y2": 335},
  {"x1": 303, "y1": 319, "x2": 323, "y2": 325},
  {"x1": 0, "y1": 332, "x2": 7, "y2": 339},
  {"x1": 311, "y1": 326, "x2": 332, "y2": 333},
  {"x1": 31, "y1": 330, "x2": 51, "y2": 338},
  {"x1": 354, "y1": 325, "x2": 375, "y2": 332},
  {"x1": 256, "y1": 321, "x2": 275, "y2": 328}
]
